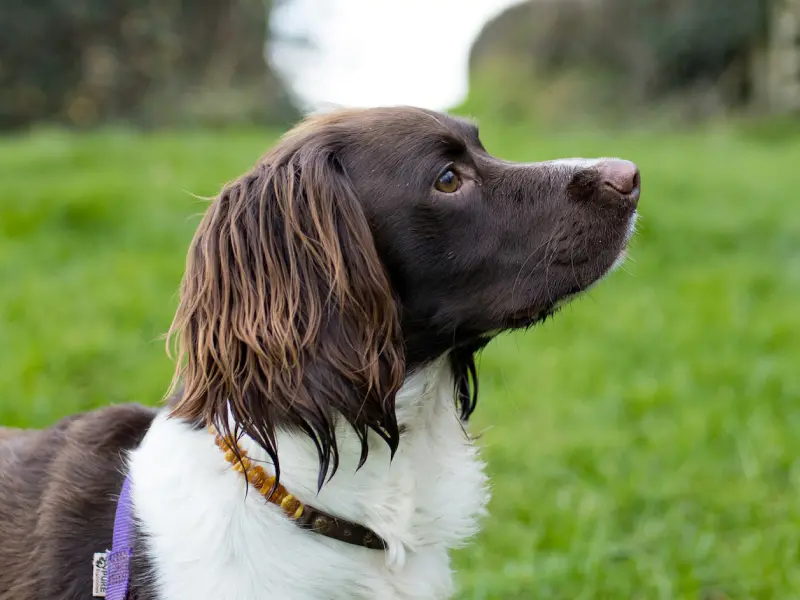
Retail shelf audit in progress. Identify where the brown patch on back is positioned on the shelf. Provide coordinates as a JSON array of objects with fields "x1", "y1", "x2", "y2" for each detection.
[
  {"x1": 0, "y1": 427, "x2": 25, "y2": 443},
  {"x1": 0, "y1": 404, "x2": 155, "y2": 599}
]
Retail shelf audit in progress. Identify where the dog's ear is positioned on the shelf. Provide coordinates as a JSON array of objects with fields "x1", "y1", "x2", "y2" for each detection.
[{"x1": 167, "y1": 136, "x2": 405, "y2": 489}]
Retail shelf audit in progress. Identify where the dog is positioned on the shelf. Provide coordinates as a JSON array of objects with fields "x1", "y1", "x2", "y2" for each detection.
[{"x1": 0, "y1": 106, "x2": 640, "y2": 600}]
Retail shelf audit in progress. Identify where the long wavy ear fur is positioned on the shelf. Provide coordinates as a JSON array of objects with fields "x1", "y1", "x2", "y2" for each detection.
[{"x1": 166, "y1": 130, "x2": 405, "y2": 490}]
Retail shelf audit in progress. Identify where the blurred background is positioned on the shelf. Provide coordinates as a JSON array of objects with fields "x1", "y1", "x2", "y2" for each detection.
[{"x1": 1, "y1": 0, "x2": 799, "y2": 597}]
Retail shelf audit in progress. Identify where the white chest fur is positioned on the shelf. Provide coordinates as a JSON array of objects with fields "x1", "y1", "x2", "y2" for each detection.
[{"x1": 128, "y1": 360, "x2": 490, "y2": 600}]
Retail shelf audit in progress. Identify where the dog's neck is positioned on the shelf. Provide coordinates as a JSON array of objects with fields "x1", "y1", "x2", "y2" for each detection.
[{"x1": 128, "y1": 358, "x2": 490, "y2": 600}]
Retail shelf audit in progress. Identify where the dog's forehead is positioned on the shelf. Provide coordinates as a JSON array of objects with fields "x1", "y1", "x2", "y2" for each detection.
[
  {"x1": 335, "y1": 108, "x2": 475, "y2": 145},
  {"x1": 281, "y1": 107, "x2": 484, "y2": 163},
  {"x1": 445, "y1": 115, "x2": 480, "y2": 145},
  {"x1": 404, "y1": 109, "x2": 480, "y2": 145}
]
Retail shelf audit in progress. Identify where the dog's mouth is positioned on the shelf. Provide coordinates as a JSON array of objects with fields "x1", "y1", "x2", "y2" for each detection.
[
  {"x1": 607, "y1": 210, "x2": 638, "y2": 274},
  {"x1": 503, "y1": 210, "x2": 638, "y2": 332}
]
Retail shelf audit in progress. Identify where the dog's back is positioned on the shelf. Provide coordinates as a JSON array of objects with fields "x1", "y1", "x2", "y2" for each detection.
[
  {"x1": 0, "y1": 428, "x2": 25, "y2": 443},
  {"x1": 0, "y1": 404, "x2": 156, "y2": 600}
]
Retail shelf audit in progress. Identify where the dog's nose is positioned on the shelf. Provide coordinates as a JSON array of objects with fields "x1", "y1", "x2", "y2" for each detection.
[{"x1": 598, "y1": 159, "x2": 640, "y2": 205}]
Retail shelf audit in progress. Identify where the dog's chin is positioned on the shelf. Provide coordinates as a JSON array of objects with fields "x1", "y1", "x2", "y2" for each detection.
[
  {"x1": 586, "y1": 209, "x2": 638, "y2": 283},
  {"x1": 502, "y1": 304, "x2": 561, "y2": 331},
  {"x1": 497, "y1": 211, "x2": 638, "y2": 335}
]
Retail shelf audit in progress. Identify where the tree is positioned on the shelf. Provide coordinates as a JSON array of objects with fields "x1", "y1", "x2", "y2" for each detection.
[
  {"x1": 468, "y1": 0, "x2": 796, "y2": 118},
  {"x1": 0, "y1": 0, "x2": 298, "y2": 129}
]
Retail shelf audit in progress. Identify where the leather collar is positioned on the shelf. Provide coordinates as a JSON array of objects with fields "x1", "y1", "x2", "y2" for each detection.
[{"x1": 293, "y1": 503, "x2": 386, "y2": 550}]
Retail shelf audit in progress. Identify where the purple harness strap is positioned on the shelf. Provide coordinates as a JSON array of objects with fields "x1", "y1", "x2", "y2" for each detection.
[{"x1": 107, "y1": 473, "x2": 134, "y2": 600}]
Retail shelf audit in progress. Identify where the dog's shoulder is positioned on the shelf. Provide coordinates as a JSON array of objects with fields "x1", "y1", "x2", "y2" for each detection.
[
  {"x1": 0, "y1": 404, "x2": 157, "y2": 599},
  {"x1": 0, "y1": 404, "x2": 156, "y2": 479}
]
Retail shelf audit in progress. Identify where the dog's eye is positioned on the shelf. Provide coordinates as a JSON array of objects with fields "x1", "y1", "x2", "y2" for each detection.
[{"x1": 434, "y1": 169, "x2": 461, "y2": 193}]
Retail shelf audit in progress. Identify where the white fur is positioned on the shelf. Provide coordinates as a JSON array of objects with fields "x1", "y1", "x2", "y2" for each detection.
[
  {"x1": 541, "y1": 157, "x2": 605, "y2": 169},
  {"x1": 609, "y1": 211, "x2": 638, "y2": 273},
  {"x1": 128, "y1": 359, "x2": 489, "y2": 600}
]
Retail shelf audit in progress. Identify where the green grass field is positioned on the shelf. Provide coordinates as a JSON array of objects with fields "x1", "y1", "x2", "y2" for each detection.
[{"x1": 1, "y1": 122, "x2": 799, "y2": 599}]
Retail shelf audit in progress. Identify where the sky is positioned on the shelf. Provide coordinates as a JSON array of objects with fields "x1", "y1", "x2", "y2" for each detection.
[{"x1": 270, "y1": 0, "x2": 524, "y2": 112}]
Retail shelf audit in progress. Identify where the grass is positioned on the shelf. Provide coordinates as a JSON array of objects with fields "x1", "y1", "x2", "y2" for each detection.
[{"x1": 1, "y1": 121, "x2": 799, "y2": 599}]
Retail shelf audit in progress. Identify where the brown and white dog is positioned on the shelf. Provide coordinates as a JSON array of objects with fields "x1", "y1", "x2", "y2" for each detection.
[{"x1": 0, "y1": 107, "x2": 640, "y2": 600}]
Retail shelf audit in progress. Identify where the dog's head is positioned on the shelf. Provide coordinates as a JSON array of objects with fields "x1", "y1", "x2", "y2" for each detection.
[{"x1": 168, "y1": 107, "x2": 640, "y2": 487}]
